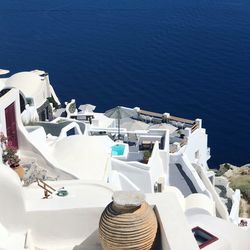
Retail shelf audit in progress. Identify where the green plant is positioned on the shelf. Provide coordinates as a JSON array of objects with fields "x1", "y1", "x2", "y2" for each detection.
[
  {"x1": 239, "y1": 202, "x2": 243, "y2": 215},
  {"x1": 47, "y1": 96, "x2": 59, "y2": 109},
  {"x1": 224, "y1": 163, "x2": 231, "y2": 170},
  {"x1": 0, "y1": 132, "x2": 20, "y2": 168},
  {"x1": 56, "y1": 119, "x2": 66, "y2": 124},
  {"x1": 143, "y1": 150, "x2": 152, "y2": 162},
  {"x1": 230, "y1": 176, "x2": 250, "y2": 202},
  {"x1": 216, "y1": 163, "x2": 232, "y2": 176},
  {"x1": 67, "y1": 102, "x2": 76, "y2": 114}
]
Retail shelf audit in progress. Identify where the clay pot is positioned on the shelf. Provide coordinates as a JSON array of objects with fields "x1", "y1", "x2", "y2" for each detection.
[
  {"x1": 99, "y1": 192, "x2": 157, "y2": 250},
  {"x1": 13, "y1": 165, "x2": 25, "y2": 180}
]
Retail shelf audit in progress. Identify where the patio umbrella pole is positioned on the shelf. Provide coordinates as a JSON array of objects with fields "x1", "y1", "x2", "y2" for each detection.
[
  {"x1": 104, "y1": 106, "x2": 137, "y2": 141},
  {"x1": 118, "y1": 112, "x2": 120, "y2": 140}
]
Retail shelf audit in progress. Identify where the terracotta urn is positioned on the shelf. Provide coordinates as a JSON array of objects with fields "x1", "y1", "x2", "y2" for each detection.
[
  {"x1": 99, "y1": 191, "x2": 158, "y2": 250},
  {"x1": 13, "y1": 165, "x2": 25, "y2": 180}
]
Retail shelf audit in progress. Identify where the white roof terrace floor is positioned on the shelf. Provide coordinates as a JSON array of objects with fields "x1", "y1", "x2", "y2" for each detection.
[
  {"x1": 51, "y1": 135, "x2": 114, "y2": 181},
  {"x1": 1, "y1": 162, "x2": 250, "y2": 250},
  {"x1": 23, "y1": 180, "x2": 114, "y2": 211},
  {"x1": 186, "y1": 213, "x2": 250, "y2": 250},
  {"x1": 26, "y1": 188, "x2": 250, "y2": 250}
]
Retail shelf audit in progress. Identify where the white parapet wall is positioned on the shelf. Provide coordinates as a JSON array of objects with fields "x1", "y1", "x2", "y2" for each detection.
[
  {"x1": 159, "y1": 130, "x2": 170, "y2": 185},
  {"x1": 148, "y1": 141, "x2": 167, "y2": 189},
  {"x1": 181, "y1": 122, "x2": 209, "y2": 169},
  {"x1": 194, "y1": 164, "x2": 230, "y2": 220},
  {"x1": 215, "y1": 176, "x2": 241, "y2": 224},
  {"x1": 229, "y1": 189, "x2": 241, "y2": 224},
  {"x1": 171, "y1": 153, "x2": 208, "y2": 195},
  {"x1": 185, "y1": 193, "x2": 216, "y2": 216},
  {"x1": 57, "y1": 121, "x2": 82, "y2": 140},
  {"x1": 110, "y1": 141, "x2": 167, "y2": 193},
  {"x1": 111, "y1": 158, "x2": 153, "y2": 192},
  {"x1": 146, "y1": 192, "x2": 200, "y2": 250},
  {"x1": 215, "y1": 176, "x2": 235, "y2": 198},
  {"x1": 25, "y1": 126, "x2": 47, "y2": 145}
]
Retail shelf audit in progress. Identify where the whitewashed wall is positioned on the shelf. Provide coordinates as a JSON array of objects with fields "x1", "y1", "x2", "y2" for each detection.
[
  {"x1": 229, "y1": 189, "x2": 241, "y2": 224},
  {"x1": 111, "y1": 141, "x2": 167, "y2": 193},
  {"x1": 183, "y1": 122, "x2": 209, "y2": 168},
  {"x1": 170, "y1": 153, "x2": 207, "y2": 195},
  {"x1": 111, "y1": 159, "x2": 152, "y2": 192},
  {"x1": 194, "y1": 164, "x2": 230, "y2": 220},
  {"x1": 0, "y1": 88, "x2": 21, "y2": 137}
]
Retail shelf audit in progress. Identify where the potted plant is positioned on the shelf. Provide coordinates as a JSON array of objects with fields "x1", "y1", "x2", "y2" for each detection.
[
  {"x1": 0, "y1": 132, "x2": 24, "y2": 179},
  {"x1": 143, "y1": 150, "x2": 152, "y2": 164}
]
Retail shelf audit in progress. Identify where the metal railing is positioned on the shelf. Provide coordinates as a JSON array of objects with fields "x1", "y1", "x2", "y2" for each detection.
[
  {"x1": 169, "y1": 137, "x2": 188, "y2": 153},
  {"x1": 138, "y1": 109, "x2": 195, "y2": 125},
  {"x1": 37, "y1": 179, "x2": 56, "y2": 199},
  {"x1": 138, "y1": 109, "x2": 198, "y2": 133},
  {"x1": 137, "y1": 109, "x2": 201, "y2": 153}
]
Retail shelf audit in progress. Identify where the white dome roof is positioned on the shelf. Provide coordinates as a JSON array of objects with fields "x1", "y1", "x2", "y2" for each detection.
[
  {"x1": 53, "y1": 135, "x2": 113, "y2": 180},
  {"x1": 6, "y1": 72, "x2": 43, "y2": 97},
  {"x1": 0, "y1": 78, "x2": 6, "y2": 91}
]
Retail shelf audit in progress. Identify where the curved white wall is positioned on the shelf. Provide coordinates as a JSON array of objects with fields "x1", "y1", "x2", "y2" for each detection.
[
  {"x1": 111, "y1": 158, "x2": 152, "y2": 192},
  {"x1": 0, "y1": 163, "x2": 27, "y2": 232},
  {"x1": 185, "y1": 193, "x2": 215, "y2": 216}
]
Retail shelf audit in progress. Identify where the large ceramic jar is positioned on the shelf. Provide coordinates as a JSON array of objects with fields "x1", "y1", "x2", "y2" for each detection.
[{"x1": 99, "y1": 191, "x2": 158, "y2": 250}]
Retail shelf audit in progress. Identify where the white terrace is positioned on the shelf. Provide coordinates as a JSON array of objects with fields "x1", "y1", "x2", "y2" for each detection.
[
  {"x1": 0, "y1": 71, "x2": 242, "y2": 231},
  {"x1": 0, "y1": 165, "x2": 249, "y2": 250}
]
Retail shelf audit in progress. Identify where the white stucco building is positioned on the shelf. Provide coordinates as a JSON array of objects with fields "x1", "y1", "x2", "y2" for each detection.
[{"x1": 0, "y1": 69, "x2": 248, "y2": 249}]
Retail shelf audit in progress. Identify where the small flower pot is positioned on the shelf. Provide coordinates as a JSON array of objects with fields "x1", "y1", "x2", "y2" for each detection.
[{"x1": 13, "y1": 165, "x2": 25, "y2": 180}]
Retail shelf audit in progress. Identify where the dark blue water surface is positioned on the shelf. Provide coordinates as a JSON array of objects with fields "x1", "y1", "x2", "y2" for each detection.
[{"x1": 1, "y1": 0, "x2": 250, "y2": 167}]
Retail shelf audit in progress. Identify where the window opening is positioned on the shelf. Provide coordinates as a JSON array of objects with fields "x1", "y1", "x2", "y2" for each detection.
[{"x1": 192, "y1": 226, "x2": 218, "y2": 249}]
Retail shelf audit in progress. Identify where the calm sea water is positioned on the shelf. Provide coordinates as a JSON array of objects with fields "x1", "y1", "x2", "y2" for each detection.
[{"x1": 1, "y1": 0, "x2": 250, "y2": 167}]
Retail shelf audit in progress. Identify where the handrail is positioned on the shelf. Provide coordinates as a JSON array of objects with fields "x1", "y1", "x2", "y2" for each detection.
[
  {"x1": 37, "y1": 179, "x2": 56, "y2": 199},
  {"x1": 191, "y1": 122, "x2": 199, "y2": 133},
  {"x1": 168, "y1": 115, "x2": 194, "y2": 125},
  {"x1": 169, "y1": 137, "x2": 187, "y2": 153},
  {"x1": 138, "y1": 109, "x2": 194, "y2": 124},
  {"x1": 138, "y1": 109, "x2": 163, "y2": 118},
  {"x1": 170, "y1": 146, "x2": 178, "y2": 153},
  {"x1": 180, "y1": 138, "x2": 188, "y2": 147}
]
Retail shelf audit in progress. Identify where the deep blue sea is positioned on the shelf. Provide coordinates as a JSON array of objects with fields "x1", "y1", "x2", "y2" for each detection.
[{"x1": 1, "y1": 0, "x2": 250, "y2": 168}]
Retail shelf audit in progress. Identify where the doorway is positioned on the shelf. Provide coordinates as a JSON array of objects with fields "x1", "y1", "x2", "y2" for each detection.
[{"x1": 5, "y1": 102, "x2": 18, "y2": 149}]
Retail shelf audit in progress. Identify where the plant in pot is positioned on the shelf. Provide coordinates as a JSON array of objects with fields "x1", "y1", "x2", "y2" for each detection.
[
  {"x1": 0, "y1": 132, "x2": 24, "y2": 179},
  {"x1": 143, "y1": 150, "x2": 152, "y2": 164}
]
